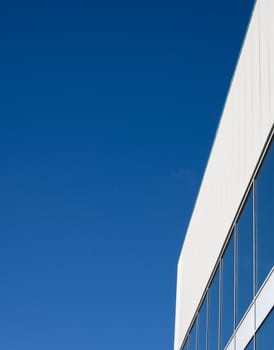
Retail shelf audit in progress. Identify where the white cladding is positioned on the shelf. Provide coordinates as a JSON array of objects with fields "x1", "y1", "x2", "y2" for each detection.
[{"x1": 174, "y1": 1, "x2": 274, "y2": 349}]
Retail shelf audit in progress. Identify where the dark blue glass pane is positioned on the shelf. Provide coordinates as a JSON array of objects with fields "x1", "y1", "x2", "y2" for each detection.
[
  {"x1": 237, "y1": 191, "x2": 253, "y2": 325},
  {"x1": 256, "y1": 308, "x2": 274, "y2": 349},
  {"x1": 245, "y1": 338, "x2": 254, "y2": 350},
  {"x1": 256, "y1": 140, "x2": 274, "y2": 290},
  {"x1": 198, "y1": 296, "x2": 207, "y2": 350},
  {"x1": 208, "y1": 268, "x2": 220, "y2": 350},
  {"x1": 188, "y1": 320, "x2": 197, "y2": 350},
  {"x1": 222, "y1": 234, "x2": 235, "y2": 348}
]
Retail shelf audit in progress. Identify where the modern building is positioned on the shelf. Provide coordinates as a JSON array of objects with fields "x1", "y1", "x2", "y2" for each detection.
[{"x1": 174, "y1": 1, "x2": 274, "y2": 349}]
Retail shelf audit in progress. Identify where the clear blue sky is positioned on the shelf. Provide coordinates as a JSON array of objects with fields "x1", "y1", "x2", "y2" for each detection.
[{"x1": 0, "y1": 1, "x2": 254, "y2": 349}]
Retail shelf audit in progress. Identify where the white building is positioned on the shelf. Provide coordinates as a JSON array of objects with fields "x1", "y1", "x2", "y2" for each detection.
[{"x1": 174, "y1": 0, "x2": 274, "y2": 349}]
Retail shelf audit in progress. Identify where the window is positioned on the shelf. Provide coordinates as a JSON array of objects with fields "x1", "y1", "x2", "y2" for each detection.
[
  {"x1": 256, "y1": 307, "x2": 274, "y2": 349},
  {"x1": 197, "y1": 295, "x2": 208, "y2": 350},
  {"x1": 208, "y1": 267, "x2": 220, "y2": 350},
  {"x1": 180, "y1": 136, "x2": 274, "y2": 350},
  {"x1": 188, "y1": 320, "x2": 197, "y2": 350},
  {"x1": 245, "y1": 338, "x2": 254, "y2": 350},
  {"x1": 236, "y1": 191, "x2": 254, "y2": 325},
  {"x1": 182, "y1": 338, "x2": 188, "y2": 350},
  {"x1": 221, "y1": 233, "x2": 235, "y2": 348},
  {"x1": 256, "y1": 140, "x2": 274, "y2": 291}
]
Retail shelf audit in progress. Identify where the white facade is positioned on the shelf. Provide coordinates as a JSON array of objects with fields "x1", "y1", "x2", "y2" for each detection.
[{"x1": 174, "y1": 1, "x2": 274, "y2": 349}]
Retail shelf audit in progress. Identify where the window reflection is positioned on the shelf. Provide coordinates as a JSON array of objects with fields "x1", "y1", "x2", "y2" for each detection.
[
  {"x1": 221, "y1": 233, "x2": 235, "y2": 348},
  {"x1": 245, "y1": 338, "x2": 254, "y2": 350},
  {"x1": 182, "y1": 338, "x2": 188, "y2": 350},
  {"x1": 256, "y1": 139, "x2": 274, "y2": 291},
  {"x1": 208, "y1": 268, "x2": 220, "y2": 350},
  {"x1": 198, "y1": 295, "x2": 208, "y2": 350},
  {"x1": 236, "y1": 191, "x2": 253, "y2": 325},
  {"x1": 256, "y1": 307, "x2": 274, "y2": 349},
  {"x1": 188, "y1": 320, "x2": 197, "y2": 350}
]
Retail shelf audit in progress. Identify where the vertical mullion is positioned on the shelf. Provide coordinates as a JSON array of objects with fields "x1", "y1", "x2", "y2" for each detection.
[
  {"x1": 253, "y1": 179, "x2": 256, "y2": 350},
  {"x1": 206, "y1": 292, "x2": 209, "y2": 350},
  {"x1": 235, "y1": 225, "x2": 238, "y2": 330},
  {"x1": 196, "y1": 315, "x2": 199, "y2": 350},
  {"x1": 234, "y1": 226, "x2": 237, "y2": 350},
  {"x1": 219, "y1": 261, "x2": 222, "y2": 350}
]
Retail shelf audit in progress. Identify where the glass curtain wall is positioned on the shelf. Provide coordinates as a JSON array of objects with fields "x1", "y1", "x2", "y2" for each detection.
[
  {"x1": 236, "y1": 191, "x2": 254, "y2": 325},
  {"x1": 188, "y1": 320, "x2": 197, "y2": 350},
  {"x1": 245, "y1": 338, "x2": 254, "y2": 350},
  {"x1": 180, "y1": 137, "x2": 274, "y2": 350},
  {"x1": 256, "y1": 139, "x2": 274, "y2": 291},
  {"x1": 197, "y1": 296, "x2": 208, "y2": 350},
  {"x1": 221, "y1": 233, "x2": 235, "y2": 348},
  {"x1": 256, "y1": 307, "x2": 274, "y2": 349},
  {"x1": 208, "y1": 268, "x2": 220, "y2": 350},
  {"x1": 182, "y1": 339, "x2": 188, "y2": 350}
]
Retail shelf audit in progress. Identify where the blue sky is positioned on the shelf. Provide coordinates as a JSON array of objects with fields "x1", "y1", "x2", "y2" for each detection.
[{"x1": 0, "y1": 0, "x2": 255, "y2": 349}]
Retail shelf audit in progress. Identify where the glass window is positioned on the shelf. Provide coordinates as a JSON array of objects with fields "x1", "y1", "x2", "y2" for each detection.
[
  {"x1": 182, "y1": 337, "x2": 188, "y2": 350},
  {"x1": 221, "y1": 233, "x2": 235, "y2": 348},
  {"x1": 197, "y1": 295, "x2": 208, "y2": 350},
  {"x1": 245, "y1": 338, "x2": 254, "y2": 350},
  {"x1": 236, "y1": 190, "x2": 254, "y2": 325},
  {"x1": 256, "y1": 307, "x2": 274, "y2": 349},
  {"x1": 256, "y1": 139, "x2": 274, "y2": 290},
  {"x1": 208, "y1": 267, "x2": 220, "y2": 350},
  {"x1": 188, "y1": 320, "x2": 197, "y2": 350}
]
